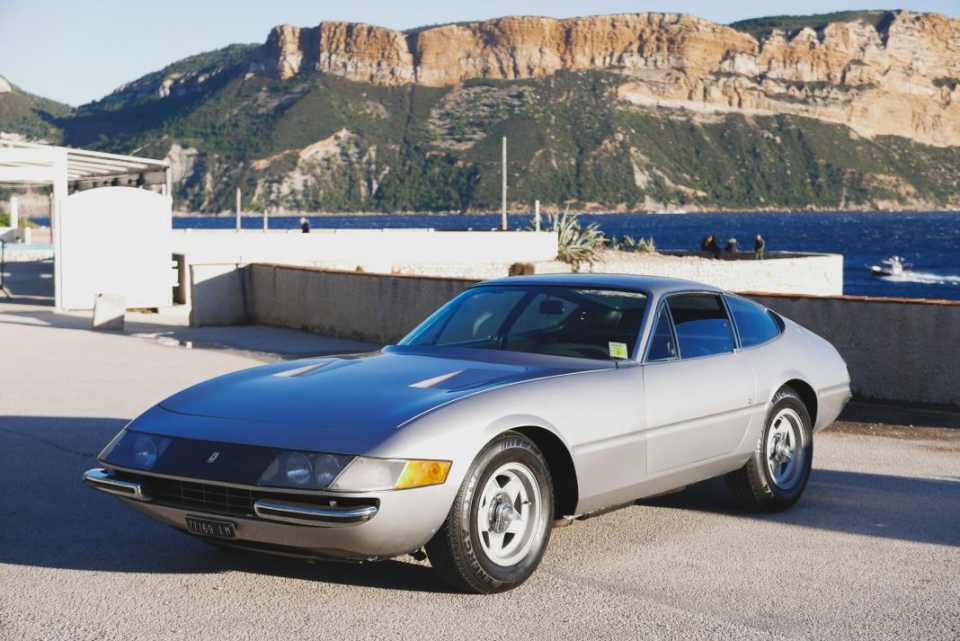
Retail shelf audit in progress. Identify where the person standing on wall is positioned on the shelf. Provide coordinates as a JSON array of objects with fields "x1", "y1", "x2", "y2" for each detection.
[
  {"x1": 702, "y1": 234, "x2": 720, "y2": 258},
  {"x1": 754, "y1": 233, "x2": 766, "y2": 260}
]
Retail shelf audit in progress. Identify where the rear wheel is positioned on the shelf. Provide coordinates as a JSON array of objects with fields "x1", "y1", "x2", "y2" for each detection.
[
  {"x1": 726, "y1": 387, "x2": 813, "y2": 512},
  {"x1": 426, "y1": 432, "x2": 553, "y2": 593}
]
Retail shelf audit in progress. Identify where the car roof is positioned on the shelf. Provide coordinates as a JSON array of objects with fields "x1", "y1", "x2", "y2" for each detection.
[{"x1": 476, "y1": 273, "x2": 725, "y2": 298}]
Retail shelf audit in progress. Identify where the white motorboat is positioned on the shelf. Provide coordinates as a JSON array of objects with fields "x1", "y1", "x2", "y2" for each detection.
[{"x1": 869, "y1": 256, "x2": 909, "y2": 277}]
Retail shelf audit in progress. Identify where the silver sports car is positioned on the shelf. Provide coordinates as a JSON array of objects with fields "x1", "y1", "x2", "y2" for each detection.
[{"x1": 84, "y1": 274, "x2": 850, "y2": 593}]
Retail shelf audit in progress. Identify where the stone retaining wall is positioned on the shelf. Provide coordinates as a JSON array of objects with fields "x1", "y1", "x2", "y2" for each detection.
[
  {"x1": 748, "y1": 294, "x2": 960, "y2": 407},
  {"x1": 245, "y1": 264, "x2": 476, "y2": 344}
]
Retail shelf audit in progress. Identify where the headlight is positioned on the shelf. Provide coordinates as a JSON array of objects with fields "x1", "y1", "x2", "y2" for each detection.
[
  {"x1": 330, "y1": 457, "x2": 451, "y2": 492},
  {"x1": 258, "y1": 452, "x2": 451, "y2": 492},
  {"x1": 99, "y1": 430, "x2": 171, "y2": 471},
  {"x1": 283, "y1": 452, "x2": 313, "y2": 486},
  {"x1": 133, "y1": 435, "x2": 161, "y2": 469},
  {"x1": 258, "y1": 452, "x2": 354, "y2": 490},
  {"x1": 314, "y1": 454, "x2": 345, "y2": 487}
]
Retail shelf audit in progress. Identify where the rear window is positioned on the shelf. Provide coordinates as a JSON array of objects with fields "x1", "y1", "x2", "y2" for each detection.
[{"x1": 726, "y1": 296, "x2": 782, "y2": 348}]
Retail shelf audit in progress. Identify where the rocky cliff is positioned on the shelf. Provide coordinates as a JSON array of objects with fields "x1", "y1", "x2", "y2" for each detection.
[
  {"x1": 38, "y1": 10, "x2": 960, "y2": 213},
  {"x1": 249, "y1": 11, "x2": 960, "y2": 147}
]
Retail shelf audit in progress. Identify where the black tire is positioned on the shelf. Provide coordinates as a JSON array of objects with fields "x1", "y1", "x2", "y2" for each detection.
[
  {"x1": 426, "y1": 431, "x2": 553, "y2": 594},
  {"x1": 725, "y1": 386, "x2": 813, "y2": 512}
]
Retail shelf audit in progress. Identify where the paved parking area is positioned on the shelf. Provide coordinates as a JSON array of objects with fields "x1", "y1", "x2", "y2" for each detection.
[{"x1": 0, "y1": 273, "x2": 957, "y2": 641}]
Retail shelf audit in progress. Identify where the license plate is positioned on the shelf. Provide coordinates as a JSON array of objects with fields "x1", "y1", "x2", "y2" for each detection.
[{"x1": 185, "y1": 516, "x2": 236, "y2": 540}]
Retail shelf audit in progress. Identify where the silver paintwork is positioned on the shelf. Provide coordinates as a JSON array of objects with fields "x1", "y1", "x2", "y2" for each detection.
[{"x1": 86, "y1": 274, "x2": 851, "y2": 562}]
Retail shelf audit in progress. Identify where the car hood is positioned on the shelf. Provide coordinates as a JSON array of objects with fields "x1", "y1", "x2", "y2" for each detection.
[{"x1": 158, "y1": 347, "x2": 590, "y2": 433}]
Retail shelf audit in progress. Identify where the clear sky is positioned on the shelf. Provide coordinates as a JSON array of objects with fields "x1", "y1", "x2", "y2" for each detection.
[{"x1": 1, "y1": 0, "x2": 957, "y2": 106}]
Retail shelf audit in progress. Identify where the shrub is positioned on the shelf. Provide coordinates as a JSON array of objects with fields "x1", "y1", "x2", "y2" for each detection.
[
  {"x1": 535, "y1": 211, "x2": 605, "y2": 271},
  {"x1": 614, "y1": 234, "x2": 656, "y2": 253}
]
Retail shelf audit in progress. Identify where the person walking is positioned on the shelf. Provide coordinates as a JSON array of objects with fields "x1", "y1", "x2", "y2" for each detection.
[{"x1": 754, "y1": 233, "x2": 766, "y2": 260}]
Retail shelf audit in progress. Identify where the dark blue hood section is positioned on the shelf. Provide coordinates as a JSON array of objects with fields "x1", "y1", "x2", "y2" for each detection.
[{"x1": 156, "y1": 350, "x2": 575, "y2": 434}]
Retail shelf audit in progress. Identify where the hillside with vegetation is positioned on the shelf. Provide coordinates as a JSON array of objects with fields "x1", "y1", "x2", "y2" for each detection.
[
  {"x1": 728, "y1": 11, "x2": 894, "y2": 38},
  {"x1": 1, "y1": 10, "x2": 959, "y2": 213},
  {"x1": 0, "y1": 76, "x2": 70, "y2": 143}
]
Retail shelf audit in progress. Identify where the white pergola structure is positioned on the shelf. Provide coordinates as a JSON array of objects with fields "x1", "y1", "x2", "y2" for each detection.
[{"x1": 0, "y1": 139, "x2": 172, "y2": 309}]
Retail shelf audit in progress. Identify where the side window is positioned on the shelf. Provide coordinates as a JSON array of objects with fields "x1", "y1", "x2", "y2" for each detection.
[
  {"x1": 647, "y1": 306, "x2": 678, "y2": 361},
  {"x1": 726, "y1": 296, "x2": 782, "y2": 348},
  {"x1": 668, "y1": 294, "x2": 735, "y2": 358}
]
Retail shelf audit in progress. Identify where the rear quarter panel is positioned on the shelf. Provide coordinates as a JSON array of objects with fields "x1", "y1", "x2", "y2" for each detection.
[{"x1": 740, "y1": 318, "x2": 851, "y2": 433}]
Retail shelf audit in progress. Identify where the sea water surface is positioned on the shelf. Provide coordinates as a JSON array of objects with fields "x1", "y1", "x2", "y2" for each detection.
[{"x1": 171, "y1": 211, "x2": 960, "y2": 301}]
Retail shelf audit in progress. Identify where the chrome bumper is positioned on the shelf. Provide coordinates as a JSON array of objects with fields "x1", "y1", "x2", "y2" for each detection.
[
  {"x1": 82, "y1": 468, "x2": 378, "y2": 528},
  {"x1": 83, "y1": 468, "x2": 152, "y2": 501},
  {"x1": 253, "y1": 500, "x2": 377, "y2": 526}
]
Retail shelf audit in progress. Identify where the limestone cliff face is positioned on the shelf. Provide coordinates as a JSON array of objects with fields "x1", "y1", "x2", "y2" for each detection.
[{"x1": 256, "y1": 11, "x2": 960, "y2": 146}]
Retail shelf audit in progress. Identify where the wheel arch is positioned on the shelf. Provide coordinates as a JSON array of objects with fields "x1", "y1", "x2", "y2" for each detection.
[
  {"x1": 782, "y1": 379, "x2": 818, "y2": 427},
  {"x1": 512, "y1": 426, "x2": 579, "y2": 518}
]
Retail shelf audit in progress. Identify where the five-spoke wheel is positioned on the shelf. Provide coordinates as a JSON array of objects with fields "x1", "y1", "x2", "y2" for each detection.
[
  {"x1": 475, "y1": 461, "x2": 543, "y2": 567},
  {"x1": 726, "y1": 386, "x2": 813, "y2": 512},
  {"x1": 426, "y1": 432, "x2": 553, "y2": 593}
]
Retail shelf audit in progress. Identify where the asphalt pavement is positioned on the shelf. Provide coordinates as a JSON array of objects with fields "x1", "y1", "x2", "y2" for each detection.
[{"x1": 1, "y1": 261, "x2": 958, "y2": 641}]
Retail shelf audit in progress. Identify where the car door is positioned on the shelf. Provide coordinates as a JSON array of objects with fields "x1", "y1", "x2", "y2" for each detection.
[{"x1": 642, "y1": 293, "x2": 757, "y2": 475}]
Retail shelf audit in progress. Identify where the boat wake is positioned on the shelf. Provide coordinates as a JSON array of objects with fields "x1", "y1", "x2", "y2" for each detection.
[{"x1": 884, "y1": 271, "x2": 960, "y2": 287}]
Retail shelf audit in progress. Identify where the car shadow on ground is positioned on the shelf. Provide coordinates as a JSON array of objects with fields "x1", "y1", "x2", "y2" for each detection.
[
  {"x1": 0, "y1": 415, "x2": 451, "y2": 593},
  {"x1": 645, "y1": 471, "x2": 960, "y2": 547},
  {"x1": 2, "y1": 414, "x2": 956, "y2": 595}
]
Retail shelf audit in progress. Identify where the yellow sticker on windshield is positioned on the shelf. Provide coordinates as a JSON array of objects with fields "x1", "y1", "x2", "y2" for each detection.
[{"x1": 608, "y1": 342, "x2": 629, "y2": 359}]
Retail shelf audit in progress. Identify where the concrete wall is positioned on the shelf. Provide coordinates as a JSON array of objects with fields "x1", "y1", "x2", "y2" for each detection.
[
  {"x1": 593, "y1": 252, "x2": 843, "y2": 296},
  {"x1": 0, "y1": 227, "x2": 29, "y2": 243},
  {"x1": 189, "y1": 264, "x2": 248, "y2": 327},
  {"x1": 245, "y1": 265, "x2": 476, "y2": 344},
  {"x1": 173, "y1": 228, "x2": 558, "y2": 275},
  {"x1": 749, "y1": 294, "x2": 960, "y2": 407}
]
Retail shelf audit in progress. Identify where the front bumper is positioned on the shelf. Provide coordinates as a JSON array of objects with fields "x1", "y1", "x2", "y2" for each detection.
[{"x1": 83, "y1": 467, "x2": 454, "y2": 561}]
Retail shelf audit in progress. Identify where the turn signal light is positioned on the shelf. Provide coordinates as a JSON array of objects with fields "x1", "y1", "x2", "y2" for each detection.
[{"x1": 394, "y1": 460, "x2": 452, "y2": 489}]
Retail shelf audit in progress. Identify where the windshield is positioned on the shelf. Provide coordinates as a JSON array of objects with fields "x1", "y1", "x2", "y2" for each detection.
[{"x1": 401, "y1": 285, "x2": 648, "y2": 360}]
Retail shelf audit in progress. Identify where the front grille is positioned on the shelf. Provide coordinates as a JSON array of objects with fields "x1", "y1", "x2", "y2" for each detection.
[
  {"x1": 111, "y1": 470, "x2": 377, "y2": 518},
  {"x1": 151, "y1": 478, "x2": 255, "y2": 516}
]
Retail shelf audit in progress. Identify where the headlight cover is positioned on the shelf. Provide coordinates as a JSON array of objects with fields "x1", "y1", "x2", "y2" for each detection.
[
  {"x1": 258, "y1": 452, "x2": 353, "y2": 490},
  {"x1": 98, "y1": 430, "x2": 171, "y2": 471}
]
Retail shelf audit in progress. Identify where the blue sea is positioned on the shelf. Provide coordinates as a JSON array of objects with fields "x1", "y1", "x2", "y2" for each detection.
[{"x1": 167, "y1": 211, "x2": 960, "y2": 301}]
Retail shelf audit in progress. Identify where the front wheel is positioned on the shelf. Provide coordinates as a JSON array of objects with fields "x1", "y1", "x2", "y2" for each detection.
[
  {"x1": 426, "y1": 431, "x2": 553, "y2": 593},
  {"x1": 726, "y1": 387, "x2": 813, "y2": 512}
]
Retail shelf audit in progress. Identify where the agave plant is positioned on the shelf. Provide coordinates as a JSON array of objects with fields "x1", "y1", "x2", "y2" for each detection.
[
  {"x1": 616, "y1": 234, "x2": 656, "y2": 254},
  {"x1": 542, "y1": 211, "x2": 605, "y2": 271}
]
